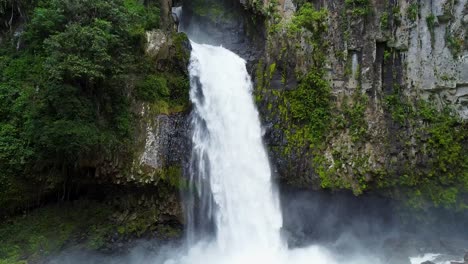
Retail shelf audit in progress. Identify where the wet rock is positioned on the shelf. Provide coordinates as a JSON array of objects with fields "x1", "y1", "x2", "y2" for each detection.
[
  {"x1": 139, "y1": 113, "x2": 191, "y2": 173},
  {"x1": 180, "y1": 0, "x2": 265, "y2": 74}
]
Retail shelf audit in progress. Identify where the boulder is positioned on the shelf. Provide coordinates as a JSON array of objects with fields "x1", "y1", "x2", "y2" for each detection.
[
  {"x1": 145, "y1": 29, "x2": 168, "y2": 58},
  {"x1": 449, "y1": 252, "x2": 468, "y2": 264}
]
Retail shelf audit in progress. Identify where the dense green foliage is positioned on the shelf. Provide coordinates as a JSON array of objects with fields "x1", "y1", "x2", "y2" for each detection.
[
  {"x1": 289, "y1": 3, "x2": 328, "y2": 34},
  {"x1": 286, "y1": 71, "x2": 331, "y2": 146},
  {"x1": 0, "y1": 0, "x2": 189, "y2": 215}
]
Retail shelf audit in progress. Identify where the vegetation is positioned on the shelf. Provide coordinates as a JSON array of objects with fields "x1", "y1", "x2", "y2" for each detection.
[
  {"x1": 343, "y1": 91, "x2": 368, "y2": 142},
  {"x1": 269, "y1": 4, "x2": 331, "y2": 150},
  {"x1": 0, "y1": 197, "x2": 182, "y2": 263},
  {"x1": 0, "y1": 0, "x2": 190, "y2": 215},
  {"x1": 380, "y1": 11, "x2": 389, "y2": 29},
  {"x1": 383, "y1": 88, "x2": 468, "y2": 209},
  {"x1": 286, "y1": 71, "x2": 332, "y2": 146},
  {"x1": 0, "y1": 201, "x2": 112, "y2": 264},
  {"x1": 446, "y1": 35, "x2": 464, "y2": 58},
  {"x1": 345, "y1": 0, "x2": 371, "y2": 18},
  {"x1": 426, "y1": 13, "x2": 436, "y2": 46},
  {"x1": 289, "y1": 3, "x2": 328, "y2": 34},
  {"x1": 407, "y1": 3, "x2": 418, "y2": 22},
  {"x1": 245, "y1": 0, "x2": 279, "y2": 18},
  {"x1": 255, "y1": 0, "x2": 467, "y2": 209}
]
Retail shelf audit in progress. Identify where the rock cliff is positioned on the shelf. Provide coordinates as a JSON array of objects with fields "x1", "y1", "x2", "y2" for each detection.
[{"x1": 240, "y1": 0, "x2": 467, "y2": 208}]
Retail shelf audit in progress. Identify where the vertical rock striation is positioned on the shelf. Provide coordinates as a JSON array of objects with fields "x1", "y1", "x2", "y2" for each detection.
[{"x1": 244, "y1": 0, "x2": 467, "y2": 208}]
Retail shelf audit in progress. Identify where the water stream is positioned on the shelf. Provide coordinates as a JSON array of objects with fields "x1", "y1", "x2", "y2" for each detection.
[{"x1": 164, "y1": 40, "x2": 340, "y2": 264}]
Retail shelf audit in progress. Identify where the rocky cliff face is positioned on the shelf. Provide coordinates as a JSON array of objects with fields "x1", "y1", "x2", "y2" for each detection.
[
  {"x1": 91, "y1": 29, "x2": 192, "y2": 232},
  {"x1": 240, "y1": 0, "x2": 467, "y2": 208},
  {"x1": 139, "y1": 0, "x2": 467, "y2": 210},
  {"x1": 97, "y1": 29, "x2": 191, "y2": 187}
]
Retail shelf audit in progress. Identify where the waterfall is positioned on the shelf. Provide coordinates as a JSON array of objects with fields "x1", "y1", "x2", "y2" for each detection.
[
  {"x1": 187, "y1": 41, "x2": 283, "y2": 250},
  {"x1": 163, "y1": 41, "x2": 339, "y2": 264}
]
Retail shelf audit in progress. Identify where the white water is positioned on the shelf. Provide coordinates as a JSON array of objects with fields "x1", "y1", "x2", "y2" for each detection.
[
  {"x1": 183, "y1": 41, "x2": 284, "y2": 260},
  {"x1": 163, "y1": 42, "x2": 340, "y2": 264},
  {"x1": 159, "y1": 38, "x2": 467, "y2": 264},
  {"x1": 410, "y1": 253, "x2": 464, "y2": 264},
  {"x1": 188, "y1": 42, "x2": 283, "y2": 250}
]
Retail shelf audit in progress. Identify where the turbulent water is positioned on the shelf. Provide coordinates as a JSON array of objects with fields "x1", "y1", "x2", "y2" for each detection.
[
  {"x1": 187, "y1": 42, "x2": 283, "y2": 250},
  {"x1": 163, "y1": 41, "x2": 340, "y2": 264}
]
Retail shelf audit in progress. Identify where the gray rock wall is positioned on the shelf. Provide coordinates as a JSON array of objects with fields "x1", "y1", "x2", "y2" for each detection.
[{"x1": 242, "y1": 0, "x2": 467, "y2": 200}]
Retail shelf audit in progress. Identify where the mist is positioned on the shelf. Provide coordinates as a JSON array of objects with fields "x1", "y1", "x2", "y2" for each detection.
[{"x1": 44, "y1": 186, "x2": 467, "y2": 264}]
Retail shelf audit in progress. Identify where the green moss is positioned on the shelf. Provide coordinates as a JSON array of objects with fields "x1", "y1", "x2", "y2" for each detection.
[
  {"x1": 426, "y1": 14, "x2": 436, "y2": 47},
  {"x1": 440, "y1": 74, "x2": 455, "y2": 81},
  {"x1": 446, "y1": 35, "x2": 463, "y2": 58},
  {"x1": 426, "y1": 14, "x2": 436, "y2": 30},
  {"x1": 417, "y1": 102, "x2": 466, "y2": 185},
  {"x1": 0, "y1": 201, "x2": 113, "y2": 263},
  {"x1": 408, "y1": 3, "x2": 418, "y2": 22},
  {"x1": 255, "y1": 0, "x2": 466, "y2": 211},
  {"x1": 158, "y1": 166, "x2": 187, "y2": 189},
  {"x1": 389, "y1": 6, "x2": 401, "y2": 26},
  {"x1": 268, "y1": 63, "x2": 277, "y2": 79},
  {"x1": 190, "y1": 0, "x2": 241, "y2": 23},
  {"x1": 384, "y1": 49, "x2": 392, "y2": 62},
  {"x1": 314, "y1": 149, "x2": 375, "y2": 195},
  {"x1": 384, "y1": 84, "x2": 412, "y2": 124},
  {"x1": 345, "y1": 0, "x2": 371, "y2": 18},
  {"x1": 246, "y1": 0, "x2": 279, "y2": 18},
  {"x1": 0, "y1": 193, "x2": 183, "y2": 263},
  {"x1": 192, "y1": 1, "x2": 224, "y2": 18},
  {"x1": 289, "y1": 3, "x2": 328, "y2": 34},
  {"x1": 286, "y1": 70, "x2": 332, "y2": 146},
  {"x1": 141, "y1": 73, "x2": 190, "y2": 115},
  {"x1": 343, "y1": 91, "x2": 368, "y2": 142},
  {"x1": 384, "y1": 92, "x2": 468, "y2": 209},
  {"x1": 172, "y1": 32, "x2": 191, "y2": 64},
  {"x1": 344, "y1": 58, "x2": 353, "y2": 77},
  {"x1": 380, "y1": 11, "x2": 389, "y2": 29}
]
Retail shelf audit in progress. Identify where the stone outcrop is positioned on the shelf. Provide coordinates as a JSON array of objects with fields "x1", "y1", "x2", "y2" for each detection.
[
  {"x1": 180, "y1": 0, "x2": 265, "y2": 70},
  {"x1": 96, "y1": 29, "x2": 191, "y2": 188},
  {"x1": 451, "y1": 252, "x2": 468, "y2": 264},
  {"x1": 90, "y1": 7, "x2": 192, "y2": 232},
  {"x1": 239, "y1": 0, "x2": 467, "y2": 204}
]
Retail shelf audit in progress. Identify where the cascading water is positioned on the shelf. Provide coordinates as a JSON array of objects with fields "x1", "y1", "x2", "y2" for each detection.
[
  {"x1": 165, "y1": 41, "x2": 340, "y2": 264},
  {"x1": 187, "y1": 41, "x2": 283, "y2": 251}
]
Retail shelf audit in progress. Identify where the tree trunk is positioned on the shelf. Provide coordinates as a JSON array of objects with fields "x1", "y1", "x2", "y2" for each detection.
[{"x1": 159, "y1": 0, "x2": 173, "y2": 31}]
